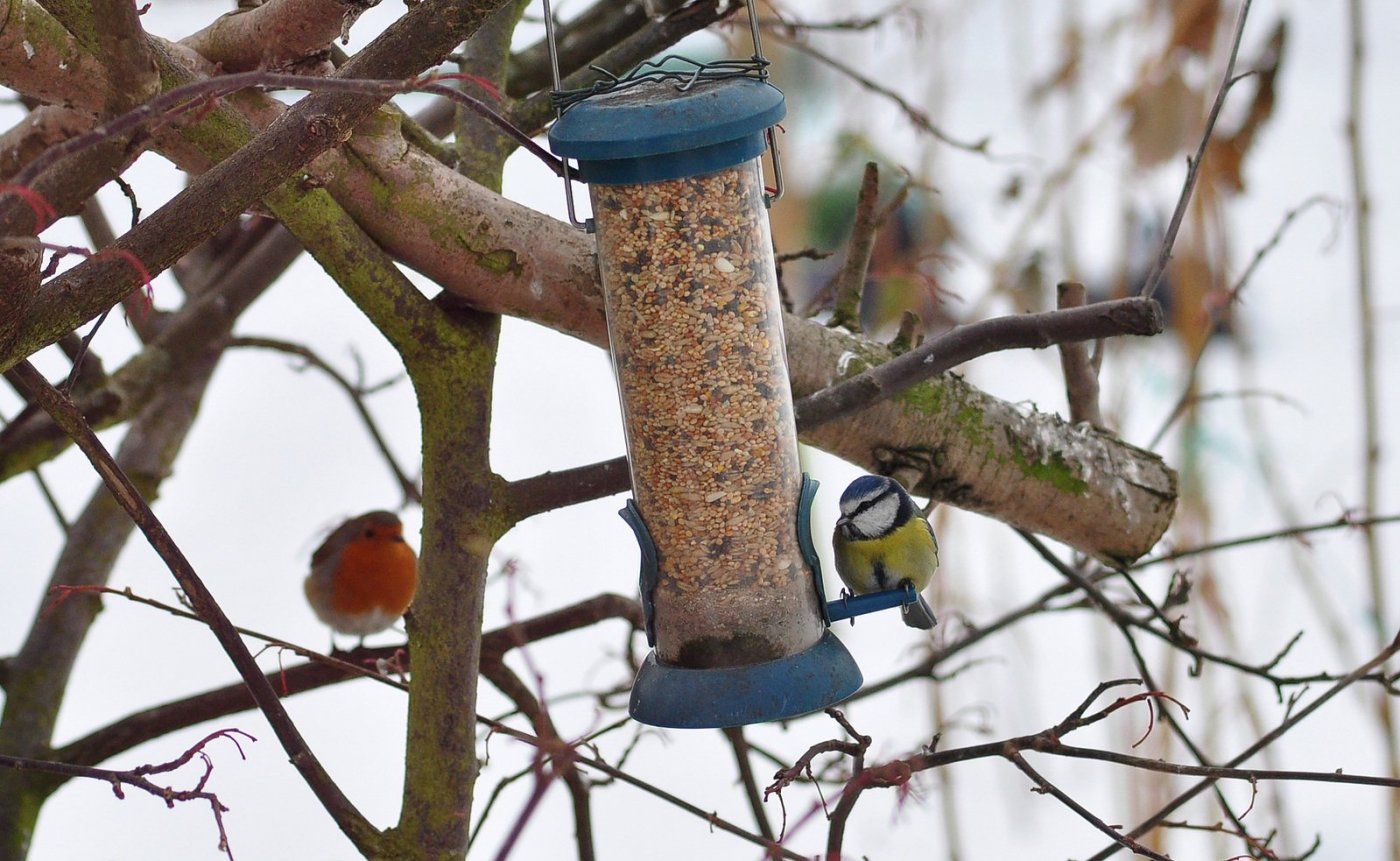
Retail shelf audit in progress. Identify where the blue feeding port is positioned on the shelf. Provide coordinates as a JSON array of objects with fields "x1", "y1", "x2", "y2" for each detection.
[
  {"x1": 620, "y1": 477, "x2": 863, "y2": 728},
  {"x1": 547, "y1": 76, "x2": 785, "y2": 185},
  {"x1": 825, "y1": 581, "x2": 930, "y2": 624}
]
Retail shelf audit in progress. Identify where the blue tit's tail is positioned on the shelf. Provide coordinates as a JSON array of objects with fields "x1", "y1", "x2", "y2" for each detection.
[{"x1": 902, "y1": 593, "x2": 937, "y2": 630}]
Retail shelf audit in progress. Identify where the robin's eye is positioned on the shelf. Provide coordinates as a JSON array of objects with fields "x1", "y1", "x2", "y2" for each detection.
[{"x1": 364, "y1": 529, "x2": 375, "y2": 539}]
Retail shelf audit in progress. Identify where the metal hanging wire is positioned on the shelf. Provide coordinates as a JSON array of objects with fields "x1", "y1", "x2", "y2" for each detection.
[
  {"x1": 549, "y1": 54, "x2": 770, "y2": 112},
  {"x1": 540, "y1": 0, "x2": 785, "y2": 228}
]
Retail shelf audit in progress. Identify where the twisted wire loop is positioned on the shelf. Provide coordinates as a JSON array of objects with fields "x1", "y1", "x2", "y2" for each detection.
[{"x1": 550, "y1": 54, "x2": 770, "y2": 112}]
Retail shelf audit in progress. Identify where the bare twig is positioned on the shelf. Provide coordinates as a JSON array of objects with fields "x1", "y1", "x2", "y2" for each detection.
[
  {"x1": 1345, "y1": 1, "x2": 1398, "y2": 852},
  {"x1": 722, "y1": 726, "x2": 775, "y2": 842},
  {"x1": 1083, "y1": 630, "x2": 1400, "y2": 860},
  {"x1": 818, "y1": 162, "x2": 881, "y2": 326},
  {"x1": 5, "y1": 360, "x2": 379, "y2": 851},
  {"x1": 1149, "y1": 195, "x2": 1337, "y2": 449},
  {"x1": 1055, "y1": 280, "x2": 1104, "y2": 428},
  {"x1": 0, "y1": 729, "x2": 253, "y2": 861},
  {"x1": 794, "y1": 296, "x2": 1162, "y2": 429},
  {"x1": 229, "y1": 336, "x2": 422, "y2": 505},
  {"x1": 1134, "y1": 512, "x2": 1400, "y2": 570},
  {"x1": 773, "y1": 32, "x2": 990, "y2": 155},
  {"x1": 1004, "y1": 749, "x2": 1172, "y2": 861},
  {"x1": 1139, "y1": 0, "x2": 1254, "y2": 300},
  {"x1": 55, "y1": 589, "x2": 640, "y2": 774}
]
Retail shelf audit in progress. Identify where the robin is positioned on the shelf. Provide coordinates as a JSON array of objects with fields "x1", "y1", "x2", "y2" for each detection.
[{"x1": 304, "y1": 510, "x2": 418, "y2": 646}]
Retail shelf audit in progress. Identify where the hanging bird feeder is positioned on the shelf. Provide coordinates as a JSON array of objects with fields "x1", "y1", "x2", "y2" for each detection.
[{"x1": 545, "y1": 2, "x2": 864, "y2": 728}]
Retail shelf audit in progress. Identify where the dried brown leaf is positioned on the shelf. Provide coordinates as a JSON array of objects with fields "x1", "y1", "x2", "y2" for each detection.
[
  {"x1": 1168, "y1": 0, "x2": 1222, "y2": 58},
  {"x1": 1125, "y1": 68, "x2": 1200, "y2": 168}
]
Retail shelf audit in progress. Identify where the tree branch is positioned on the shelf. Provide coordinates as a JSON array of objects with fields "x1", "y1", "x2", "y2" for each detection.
[
  {"x1": 1, "y1": 730, "x2": 252, "y2": 861},
  {"x1": 184, "y1": 0, "x2": 378, "y2": 73},
  {"x1": 229, "y1": 336, "x2": 423, "y2": 506},
  {"x1": 793, "y1": 296, "x2": 1162, "y2": 430},
  {"x1": 5, "y1": 361, "x2": 380, "y2": 851},
  {"x1": 1055, "y1": 281, "x2": 1104, "y2": 428},
  {"x1": 1139, "y1": 0, "x2": 1253, "y2": 301}
]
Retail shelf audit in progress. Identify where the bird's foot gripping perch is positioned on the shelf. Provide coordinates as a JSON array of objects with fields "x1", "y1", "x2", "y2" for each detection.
[{"x1": 825, "y1": 580, "x2": 937, "y2": 629}]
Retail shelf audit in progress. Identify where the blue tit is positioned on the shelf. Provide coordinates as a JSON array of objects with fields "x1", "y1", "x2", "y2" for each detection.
[{"x1": 832, "y1": 475, "x2": 939, "y2": 629}]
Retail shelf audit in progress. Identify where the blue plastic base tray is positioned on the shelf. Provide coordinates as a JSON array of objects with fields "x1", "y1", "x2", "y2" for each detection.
[{"x1": 628, "y1": 629, "x2": 863, "y2": 728}]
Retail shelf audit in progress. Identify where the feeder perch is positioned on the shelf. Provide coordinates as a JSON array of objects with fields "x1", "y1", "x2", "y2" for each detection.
[{"x1": 548, "y1": 60, "x2": 862, "y2": 728}]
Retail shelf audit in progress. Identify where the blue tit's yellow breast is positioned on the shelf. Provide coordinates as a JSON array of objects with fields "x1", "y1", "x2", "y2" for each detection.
[{"x1": 833, "y1": 517, "x2": 939, "y2": 595}]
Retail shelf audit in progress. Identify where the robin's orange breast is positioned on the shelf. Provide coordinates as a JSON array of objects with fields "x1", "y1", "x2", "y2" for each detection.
[{"x1": 328, "y1": 538, "x2": 418, "y2": 618}]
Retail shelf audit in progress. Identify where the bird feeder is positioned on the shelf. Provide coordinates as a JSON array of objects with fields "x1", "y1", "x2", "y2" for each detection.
[{"x1": 546, "y1": 10, "x2": 861, "y2": 728}]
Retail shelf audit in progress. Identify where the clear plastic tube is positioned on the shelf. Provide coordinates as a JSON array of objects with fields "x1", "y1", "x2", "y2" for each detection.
[{"x1": 592, "y1": 160, "x2": 822, "y2": 668}]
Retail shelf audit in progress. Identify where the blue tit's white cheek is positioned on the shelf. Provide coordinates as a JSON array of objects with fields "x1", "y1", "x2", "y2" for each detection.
[{"x1": 852, "y1": 493, "x2": 901, "y2": 539}]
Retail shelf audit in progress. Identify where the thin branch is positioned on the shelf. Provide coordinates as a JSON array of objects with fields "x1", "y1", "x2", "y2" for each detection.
[
  {"x1": 1082, "y1": 630, "x2": 1400, "y2": 860},
  {"x1": 1149, "y1": 195, "x2": 1338, "y2": 449},
  {"x1": 817, "y1": 161, "x2": 881, "y2": 327},
  {"x1": 1017, "y1": 530, "x2": 1264, "y2": 844},
  {"x1": 772, "y1": 32, "x2": 990, "y2": 155},
  {"x1": 477, "y1": 713, "x2": 804, "y2": 861},
  {"x1": 5, "y1": 360, "x2": 379, "y2": 851},
  {"x1": 54, "y1": 589, "x2": 640, "y2": 771},
  {"x1": 1343, "y1": 5, "x2": 1397, "y2": 856},
  {"x1": 1, "y1": 729, "x2": 252, "y2": 861},
  {"x1": 229, "y1": 336, "x2": 421, "y2": 505},
  {"x1": 479, "y1": 656, "x2": 593, "y2": 861},
  {"x1": 1134, "y1": 512, "x2": 1400, "y2": 569},
  {"x1": 1055, "y1": 281, "x2": 1103, "y2": 428},
  {"x1": 1139, "y1": 0, "x2": 1254, "y2": 300},
  {"x1": 722, "y1": 726, "x2": 774, "y2": 842},
  {"x1": 1033, "y1": 742, "x2": 1400, "y2": 790},
  {"x1": 1004, "y1": 749, "x2": 1172, "y2": 861},
  {"x1": 794, "y1": 296, "x2": 1162, "y2": 429}
]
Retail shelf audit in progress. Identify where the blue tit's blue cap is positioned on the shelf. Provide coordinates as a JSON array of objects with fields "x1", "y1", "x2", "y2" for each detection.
[{"x1": 546, "y1": 76, "x2": 785, "y2": 185}]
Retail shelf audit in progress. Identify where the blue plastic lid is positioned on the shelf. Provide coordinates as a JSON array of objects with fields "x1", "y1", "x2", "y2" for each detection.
[{"x1": 547, "y1": 77, "x2": 785, "y2": 185}]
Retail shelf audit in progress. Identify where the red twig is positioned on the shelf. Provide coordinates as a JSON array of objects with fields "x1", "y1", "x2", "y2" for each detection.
[
  {"x1": 4, "y1": 70, "x2": 563, "y2": 210},
  {"x1": 0, "y1": 729, "x2": 254, "y2": 860}
]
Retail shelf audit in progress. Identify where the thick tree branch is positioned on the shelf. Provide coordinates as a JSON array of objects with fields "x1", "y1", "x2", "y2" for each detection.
[
  {"x1": 1, "y1": 0, "x2": 511, "y2": 372},
  {"x1": 323, "y1": 129, "x2": 1177, "y2": 562},
  {"x1": 0, "y1": 0, "x2": 1175, "y2": 567},
  {"x1": 184, "y1": 0, "x2": 379, "y2": 72}
]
